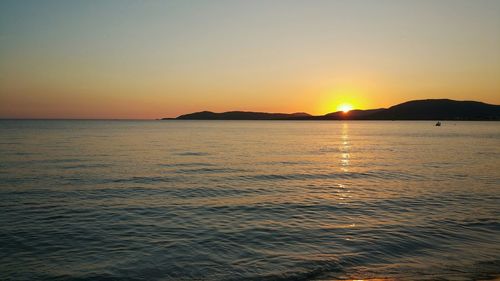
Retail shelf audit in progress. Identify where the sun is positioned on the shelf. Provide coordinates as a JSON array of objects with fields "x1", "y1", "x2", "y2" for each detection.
[{"x1": 337, "y1": 104, "x2": 353, "y2": 113}]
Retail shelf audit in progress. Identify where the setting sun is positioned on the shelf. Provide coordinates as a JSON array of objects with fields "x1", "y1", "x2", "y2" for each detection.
[{"x1": 338, "y1": 104, "x2": 353, "y2": 113}]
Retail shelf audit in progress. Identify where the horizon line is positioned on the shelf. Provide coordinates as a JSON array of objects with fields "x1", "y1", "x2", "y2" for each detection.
[{"x1": 2, "y1": 98, "x2": 498, "y2": 120}]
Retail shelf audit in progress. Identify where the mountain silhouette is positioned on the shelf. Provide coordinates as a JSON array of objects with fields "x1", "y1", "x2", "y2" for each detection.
[
  {"x1": 364, "y1": 99, "x2": 499, "y2": 120},
  {"x1": 163, "y1": 99, "x2": 500, "y2": 121},
  {"x1": 176, "y1": 111, "x2": 311, "y2": 120}
]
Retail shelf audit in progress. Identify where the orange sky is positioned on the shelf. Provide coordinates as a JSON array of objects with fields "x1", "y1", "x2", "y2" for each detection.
[{"x1": 1, "y1": 0, "x2": 499, "y2": 119}]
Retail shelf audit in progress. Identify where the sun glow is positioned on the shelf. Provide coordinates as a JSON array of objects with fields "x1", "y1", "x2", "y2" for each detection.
[{"x1": 338, "y1": 104, "x2": 353, "y2": 113}]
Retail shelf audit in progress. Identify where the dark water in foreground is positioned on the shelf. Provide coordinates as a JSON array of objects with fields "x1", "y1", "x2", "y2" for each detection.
[{"x1": 0, "y1": 120, "x2": 499, "y2": 281}]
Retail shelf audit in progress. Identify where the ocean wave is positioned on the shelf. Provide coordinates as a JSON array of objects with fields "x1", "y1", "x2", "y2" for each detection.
[{"x1": 238, "y1": 170, "x2": 425, "y2": 182}]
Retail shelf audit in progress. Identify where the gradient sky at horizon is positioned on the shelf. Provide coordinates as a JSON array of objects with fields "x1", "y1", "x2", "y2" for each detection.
[{"x1": 1, "y1": 0, "x2": 499, "y2": 119}]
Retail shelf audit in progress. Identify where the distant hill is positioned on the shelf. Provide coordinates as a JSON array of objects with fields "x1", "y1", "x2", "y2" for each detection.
[
  {"x1": 163, "y1": 99, "x2": 500, "y2": 121},
  {"x1": 176, "y1": 111, "x2": 311, "y2": 120},
  {"x1": 364, "y1": 99, "x2": 500, "y2": 120}
]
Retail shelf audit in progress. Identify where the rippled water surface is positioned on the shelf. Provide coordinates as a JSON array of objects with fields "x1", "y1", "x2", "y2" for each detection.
[{"x1": 1, "y1": 120, "x2": 499, "y2": 281}]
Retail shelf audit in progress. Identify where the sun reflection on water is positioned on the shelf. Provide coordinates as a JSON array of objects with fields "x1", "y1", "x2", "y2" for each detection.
[
  {"x1": 340, "y1": 123, "x2": 350, "y2": 172},
  {"x1": 337, "y1": 123, "x2": 352, "y2": 202},
  {"x1": 327, "y1": 279, "x2": 396, "y2": 281}
]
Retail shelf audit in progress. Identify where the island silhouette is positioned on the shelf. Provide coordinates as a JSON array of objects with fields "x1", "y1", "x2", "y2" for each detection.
[{"x1": 164, "y1": 99, "x2": 500, "y2": 121}]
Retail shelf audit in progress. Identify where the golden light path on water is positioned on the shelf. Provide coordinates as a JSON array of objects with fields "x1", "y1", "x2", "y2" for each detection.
[
  {"x1": 322, "y1": 278, "x2": 396, "y2": 281},
  {"x1": 340, "y1": 123, "x2": 350, "y2": 172}
]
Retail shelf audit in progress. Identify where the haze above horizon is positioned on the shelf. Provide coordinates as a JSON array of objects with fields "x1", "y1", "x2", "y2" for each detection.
[{"x1": 1, "y1": 0, "x2": 499, "y2": 119}]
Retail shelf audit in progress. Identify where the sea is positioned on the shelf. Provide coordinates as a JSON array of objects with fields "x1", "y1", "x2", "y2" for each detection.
[{"x1": 0, "y1": 120, "x2": 499, "y2": 281}]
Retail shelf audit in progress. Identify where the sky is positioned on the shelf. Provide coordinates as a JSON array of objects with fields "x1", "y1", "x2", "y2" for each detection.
[{"x1": 1, "y1": 0, "x2": 499, "y2": 119}]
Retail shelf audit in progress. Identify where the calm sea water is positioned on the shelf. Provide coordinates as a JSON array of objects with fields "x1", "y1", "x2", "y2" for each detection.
[{"x1": 0, "y1": 120, "x2": 499, "y2": 281}]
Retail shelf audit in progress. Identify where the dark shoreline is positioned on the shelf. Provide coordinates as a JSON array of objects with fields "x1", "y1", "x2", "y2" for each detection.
[{"x1": 167, "y1": 99, "x2": 500, "y2": 121}]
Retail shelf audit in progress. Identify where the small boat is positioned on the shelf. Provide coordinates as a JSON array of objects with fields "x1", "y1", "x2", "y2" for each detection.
[{"x1": 435, "y1": 121, "x2": 441, "y2": 126}]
